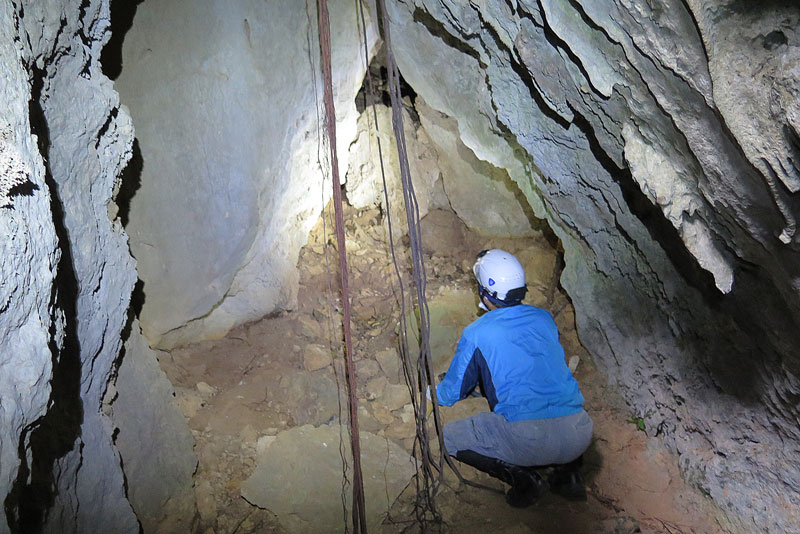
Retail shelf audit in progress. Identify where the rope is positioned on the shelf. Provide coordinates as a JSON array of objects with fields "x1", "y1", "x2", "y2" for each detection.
[
  {"x1": 363, "y1": 3, "x2": 503, "y2": 519},
  {"x1": 316, "y1": 1, "x2": 368, "y2": 532}
]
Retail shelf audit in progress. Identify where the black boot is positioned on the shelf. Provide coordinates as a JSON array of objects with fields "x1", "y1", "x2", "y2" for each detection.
[
  {"x1": 548, "y1": 455, "x2": 587, "y2": 501},
  {"x1": 455, "y1": 450, "x2": 548, "y2": 508}
]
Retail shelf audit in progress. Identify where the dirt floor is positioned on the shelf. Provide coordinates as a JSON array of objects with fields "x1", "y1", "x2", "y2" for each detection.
[{"x1": 159, "y1": 203, "x2": 729, "y2": 534}]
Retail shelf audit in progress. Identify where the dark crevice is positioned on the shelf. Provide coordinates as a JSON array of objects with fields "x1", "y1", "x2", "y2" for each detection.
[
  {"x1": 3, "y1": 181, "x2": 39, "y2": 207},
  {"x1": 535, "y1": 0, "x2": 610, "y2": 101},
  {"x1": 506, "y1": 46, "x2": 571, "y2": 130},
  {"x1": 95, "y1": 107, "x2": 118, "y2": 149},
  {"x1": 355, "y1": 45, "x2": 419, "y2": 124},
  {"x1": 116, "y1": 138, "x2": 143, "y2": 228},
  {"x1": 410, "y1": 7, "x2": 485, "y2": 67},
  {"x1": 783, "y1": 123, "x2": 800, "y2": 188},
  {"x1": 3, "y1": 67, "x2": 84, "y2": 534},
  {"x1": 567, "y1": 103, "x2": 722, "y2": 302},
  {"x1": 100, "y1": 0, "x2": 146, "y2": 80}
]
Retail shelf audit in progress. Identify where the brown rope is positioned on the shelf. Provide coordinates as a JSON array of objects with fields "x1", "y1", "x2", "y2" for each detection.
[
  {"x1": 371, "y1": 0, "x2": 450, "y2": 524},
  {"x1": 316, "y1": 1, "x2": 368, "y2": 532},
  {"x1": 364, "y1": 2, "x2": 502, "y2": 518}
]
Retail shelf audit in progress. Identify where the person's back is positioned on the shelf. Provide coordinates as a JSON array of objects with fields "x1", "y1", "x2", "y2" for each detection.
[
  {"x1": 438, "y1": 304, "x2": 584, "y2": 421},
  {"x1": 435, "y1": 249, "x2": 593, "y2": 507}
]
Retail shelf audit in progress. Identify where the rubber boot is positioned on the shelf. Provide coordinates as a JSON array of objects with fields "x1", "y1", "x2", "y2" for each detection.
[
  {"x1": 548, "y1": 455, "x2": 587, "y2": 501},
  {"x1": 455, "y1": 450, "x2": 548, "y2": 508}
]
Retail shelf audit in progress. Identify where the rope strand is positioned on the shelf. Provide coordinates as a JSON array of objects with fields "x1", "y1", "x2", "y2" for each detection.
[{"x1": 317, "y1": 1, "x2": 368, "y2": 531}]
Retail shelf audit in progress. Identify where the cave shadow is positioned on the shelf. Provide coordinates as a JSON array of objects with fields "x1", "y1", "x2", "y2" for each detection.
[
  {"x1": 4, "y1": 69, "x2": 84, "y2": 534},
  {"x1": 116, "y1": 138, "x2": 143, "y2": 228},
  {"x1": 100, "y1": 0, "x2": 146, "y2": 81},
  {"x1": 566, "y1": 104, "x2": 772, "y2": 403},
  {"x1": 1, "y1": 182, "x2": 40, "y2": 208}
]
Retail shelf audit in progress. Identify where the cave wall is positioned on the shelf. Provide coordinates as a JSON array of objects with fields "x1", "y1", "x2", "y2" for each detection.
[
  {"x1": 383, "y1": 0, "x2": 800, "y2": 531},
  {"x1": 0, "y1": 1, "x2": 140, "y2": 531},
  {"x1": 116, "y1": 0, "x2": 379, "y2": 349},
  {"x1": 0, "y1": 2, "x2": 61, "y2": 531},
  {"x1": 1, "y1": 1, "x2": 196, "y2": 532}
]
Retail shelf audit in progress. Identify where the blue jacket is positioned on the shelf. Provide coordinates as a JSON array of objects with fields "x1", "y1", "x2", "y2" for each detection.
[{"x1": 436, "y1": 304, "x2": 584, "y2": 422}]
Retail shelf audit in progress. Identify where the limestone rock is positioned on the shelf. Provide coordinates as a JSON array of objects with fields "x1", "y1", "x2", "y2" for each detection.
[
  {"x1": 381, "y1": 384, "x2": 411, "y2": 412},
  {"x1": 0, "y1": 3, "x2": 60, "y2": 528},
  {"x1": 386, "y1": 1, "x2": 800, "y2": 531},
  {"x1": 355, "y1": 357, "x2": 380, "y2": 380},
  {"x1": 365, "y1": 376, "x2": 388, "y2": 401},
  {"x1": 241, "y1": 423, "x2": 415, "y2": 533},
  {"x1": 112, "y1": 322, "x2": 198, "y2": 534},
  {"x1": 345, "y1": 104, "x2": 446, "y2": 240},
  {"x1": 117, "y1": 0, "x2": 380, "y2": 348},
  {"x1": 417, "y1": 98, "x2": 536, "y2": 238},
  {"x1": 1, "y1": 1, "x2": 143, "y2": 532},
  {"x1": 196, "y1": 381, "x2": 218, "y2": 397},
  {"x1": 195, "y1": 480, "x2": 217, "y2": 522},
  {"x1": 376, "y1": 349, "x2": 404, "y2": 384},
  {"x1": 303, "y1": 344, "x2": 331, "y2": 372},
  {"x1": 278, "y1": 373, "x2": 339, "y2": 426},
  {"x1": 404, "y1": 288, "x2": 478, "y2": 374}
]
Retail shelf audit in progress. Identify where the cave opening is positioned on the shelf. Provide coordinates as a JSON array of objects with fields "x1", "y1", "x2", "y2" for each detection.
[{"x1": 3, "y1": 0, "x2": 800, "y2": 533}]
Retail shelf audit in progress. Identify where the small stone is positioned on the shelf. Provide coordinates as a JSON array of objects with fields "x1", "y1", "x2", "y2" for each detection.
[
  {"x1": 381, "y1": 383, "x2": 411, "y2": 412},
  {"x1": 383, "y1": 418, "x2": 415, "y2": 441},
  {"x1": 357, "y1": 405, "x2": 384, "y2": 433},
  {"x1": 196, "y1": 381, "x2": 217, "y2": 397},
  {"x1": 372, "y1": 405, "x2": 395, "y2": 425},
  {"x1": 257, "y1": 435, "x2": 277, "y2": 455},
  {"x1": 241, "y1": 424, "x2": 258, "y2": 445},
  {"x1": 568, "y1": 355, "x2": 580, "y2": 373},
  {"x1": 177, "y1": 392, "x2": 204, "y2": 419},
  {"x1": 298, "y1": 315, "x2": 324, "y2": 339},
  {"x1": 195, "y1": 480, "x2": 217, "y2": 521},
  {"x1": 376, "y1": 349, "x2": 403, "y2": 383},
  {"x1": 366, "y1": 376, "x2": 388, "y2": 400},
  {"x1": 304, "y1": 344, "x2": 331, "y2": 371},
  {"x1": 356, "y1": 358, "x2": 380, "y2": 380}
]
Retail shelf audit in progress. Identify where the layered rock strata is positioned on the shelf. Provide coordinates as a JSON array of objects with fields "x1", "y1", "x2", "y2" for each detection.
[{"x1": 384, "y1": 1, "x2": 800, "y2": 531}]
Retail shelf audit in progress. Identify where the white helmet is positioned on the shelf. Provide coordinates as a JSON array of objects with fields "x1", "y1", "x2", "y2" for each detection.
[{"x1": 473, "y1": 249, "x2": 527, "y2": 308}]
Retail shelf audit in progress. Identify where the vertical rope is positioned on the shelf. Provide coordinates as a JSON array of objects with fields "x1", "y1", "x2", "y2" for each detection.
[
  {"x1": 316, "y1": 1, "x2": 368, "y2": 532},
  {"x1": 373, "y1": 0, "x2": 450, "y2": 524}
]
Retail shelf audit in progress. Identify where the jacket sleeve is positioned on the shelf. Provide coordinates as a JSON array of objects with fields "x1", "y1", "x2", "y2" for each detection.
[{"x1": 435, "y1": 331, "x2": 478, "y2": 406}]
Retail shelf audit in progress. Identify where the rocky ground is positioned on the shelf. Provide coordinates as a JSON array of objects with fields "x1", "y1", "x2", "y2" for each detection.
[{"x1": 159, "y1": 203, "x2": 727, "y2": 534}]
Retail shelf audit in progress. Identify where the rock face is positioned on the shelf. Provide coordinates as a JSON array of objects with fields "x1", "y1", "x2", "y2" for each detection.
[
  {"x1": 110, "y1": 321, "x2": 198, "y2": 534},
  {"x1": 2, "y1": 1, "x2": 196, "y2": 532},
  {"x1": 0, "y1": 1, "x2": 140, "y2": 532},
  {"x1": 0, "y1": 2, "x2": 61, "y2": 531},
  {"x1": 116, "y1": 0, "x2": 379, "y2": 349},
  {"x1": 384, "y1": 0, "x2": 800, "y2": 531},
  {"x1": 241, "y1": 423, "x2": 415, "y2": 533},
  {"x1": 345, "y1": 103, "x2": 446, "y2": 239}
]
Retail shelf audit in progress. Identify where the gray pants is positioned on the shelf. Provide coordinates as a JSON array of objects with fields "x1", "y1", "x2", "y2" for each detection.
[{"x1": 443, "y1": 409, "x2": 593, "y2": 467}]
